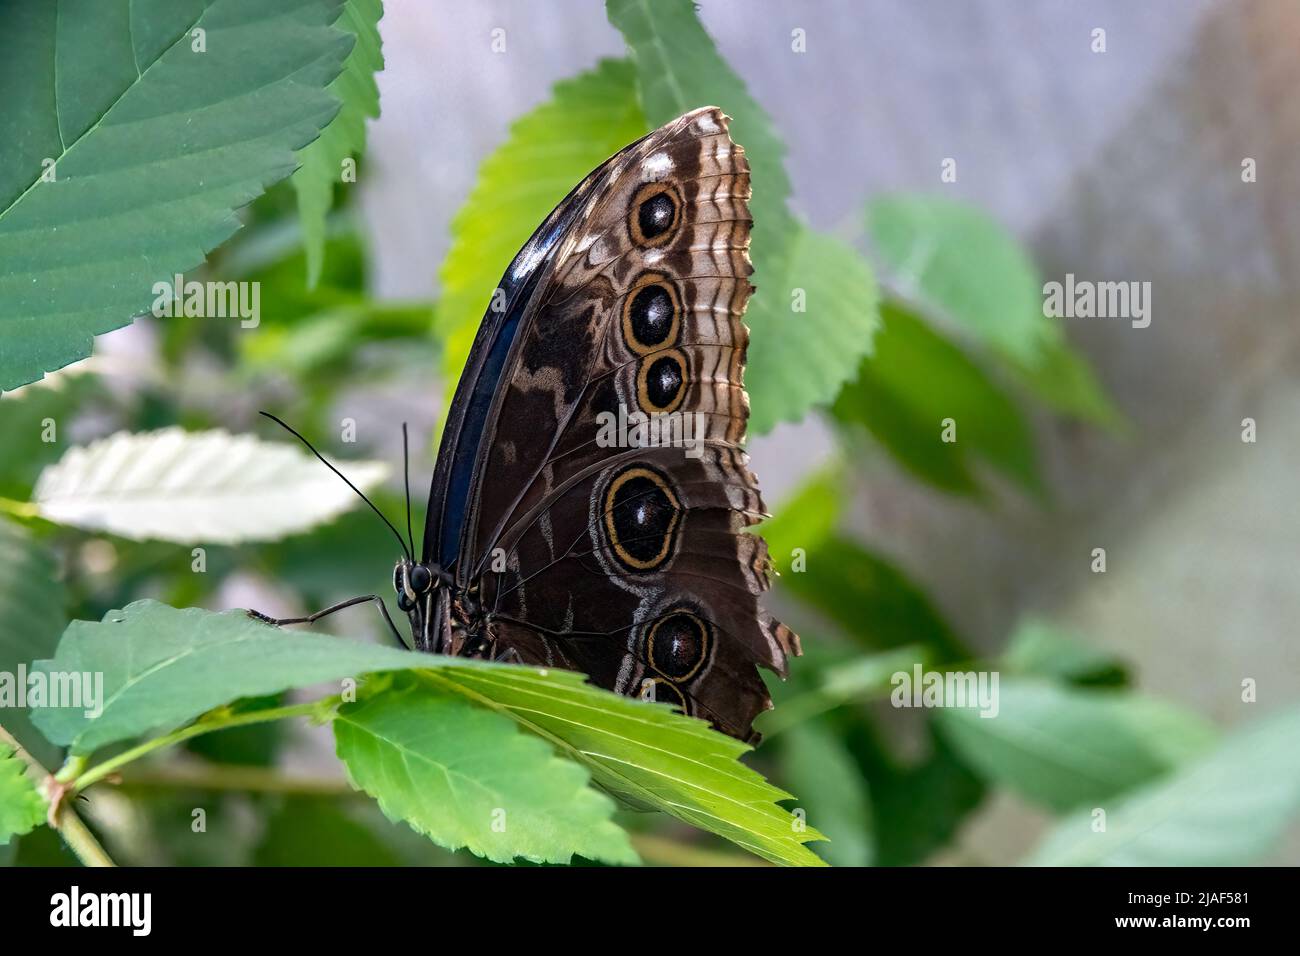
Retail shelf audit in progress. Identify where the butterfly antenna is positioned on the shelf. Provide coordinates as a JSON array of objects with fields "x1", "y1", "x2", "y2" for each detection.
[
  {"x1": 401, "y1": 422, "x2": 416, "y2": 559},
  {"x1": 258, "y1": 411, "x2": 413, "y2": 563}
]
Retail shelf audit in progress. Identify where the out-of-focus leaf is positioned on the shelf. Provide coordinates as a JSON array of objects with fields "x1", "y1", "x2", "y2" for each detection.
[
  {"x1": 0, "y1": 0, "x2": 352, "y2": 391},
  {"x1": 755, "y1": 465, "x2": 842, "y2": 565},
  {"x1": 0, "y1": 376, "x2": 103, "y2": 499},
  {"x1": 778, "y1": 534, "x2": 969, "y2": 661},
  {"x1": 33, "y1": 427, "x2": 388, "y2": 544},
  {"x1": 760, "y1": 645, "x2": 926, "y2": 737},
  {"x1": 292, "y1": 0, "x2": 384, "y2": 286},
  {"x1": 435, "y1": 59, "x2": 647, "y2": 412},
  {"x1": 760, "y1": 468, "x2": 967, "y2": 659},
  {"x1": 866, "y1": 196, "x2": 1048, "y2": 360},
  {"x1": 255, "y1": 796, "x2": 402, "y2": 866},
  {"x1": 31, "y1": 600, "x2": 436, "y2": 754},
  {"x1": 1002, "y1": 619, "x2": 1129, "y2": 687},
  {"x1": 336, "y1": 680, "x2": 637, "y2": 866},
  {"x1": 1006, "y1": 337, "x2": 1125, "y2": 429},
  {"x1": 241, "y1": 301, "x2": 434, "y2": 378},
  {"x1": 258, "y1": 504, "x2": 402, "y2": 603},
  {"x1": 865, "y1": 195, "x2": 1118, "y2": 426},
  {"x1": 781, "y1": 722, "x2": 873, "y2": 866},
  {"x1": 833, "y1": 302, "x2": 1042, "y2": 497},
  {"x1": 0, "y1": 742, "x2": 45, "y2": 845},
  {"x1": 935, "y1": 678, "x2": 1218, "y2": 813},
  {"x1": 608, "y1": 0, "x2": 879, "y2": 432},
  {"x1": 1027, "y1": 706, "x2": 1300, "y2": 866},
  {"x1": 185, "y1": 694, "x2": 284, "y2": 767},
  {"x1": 10, "y1": 823, "x2": 72, "y2": 866},
  {"x1": 846, "y1": 719, "x2": 985, "y2": 866},
  {"x1": 0, "y1": 517, "x2": 67, "y2": 766},
  {"x1": 422, "y1": 667, "x2": 827, "y2": 866}
]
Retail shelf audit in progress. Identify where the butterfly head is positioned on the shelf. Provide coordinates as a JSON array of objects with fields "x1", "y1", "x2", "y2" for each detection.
[
  {"x1": 393, "y1": 558, "x2": 460, "y2": 653},
  {"x1": 393, "y1": 559, "x2": 442, "y2": 613}
]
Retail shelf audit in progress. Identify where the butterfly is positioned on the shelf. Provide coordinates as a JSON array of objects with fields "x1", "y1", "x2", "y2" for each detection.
[{"x1": 258, "y1": 107, "x2": 799, "y2": 742}]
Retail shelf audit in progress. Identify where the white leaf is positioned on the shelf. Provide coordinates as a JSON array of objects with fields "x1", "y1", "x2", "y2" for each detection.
[{"x1": 34, "y1": 427, "x2": 387, "y2": 544}]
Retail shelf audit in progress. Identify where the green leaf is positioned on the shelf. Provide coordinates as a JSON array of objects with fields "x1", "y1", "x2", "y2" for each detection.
[
  {"x1": 781, "y1": 722, "x2": 873, "y2": 866},
  {"x1": 435, "y1": 58, "x2": 647, "y2": 409},
  {"x1": 779, "y1": 534, "x2": 969, "y2": 661},
  {"x1": 833, "y1": 301, "x2": 1041, "y2": 497},
  {"x1": 30, "y1": 600, "x2": 436, "y2": 754},
  {"x1": 33, "y1": 427, "x2": 388, "y2": 544},
  {"x1": 185, "y1": 693, "x2": 285, "y2": 767},
  {"x1": 1027, "y1": 706, "x2": 1300, "y2": 866},
  {"x1": 0, "y1": 0, "x2": 354, "y2": 391},
  {"x1": 845, "y1": 718, "x2": 985, "y2": 867},
  {"x1": 608, "y1": 0, "x2": 878, "y2": 432},
  {"x1": 0, "y1": 742, "x2": 46, "y2": 845},
  {"x1": 32, "y1": 606, "x2": 811, "y2": 868},
  {"x1": 755, "y1": 465, "x2": 842, "y2": 563},
  {"x1": 607, "y1": 0, "x2": 793, "y2": 261},
  {"x1": 865, "y1": 195, "x2": 1119, "y2": 427},
  {"x1": 1002, "y1": 618, "x2": 1129, "y2": 688},
  {"x1": 336, "y1": 680, "x2": 637, "y2": 865},
  {"x1": 254, "y1": 796, "x2": 403, "y2": 866},
  {"x1": 35, "y1": 601, "x2": 823, "y2": 864},
  {"x1": 0, "y1": 376, "x2": 103, "y2": 500},
  {"x1": 760, "y1": 644, "x2": 925, "y2": 737},
  {"x1": 291, "y1": 0, "x2": 384, "y2": 286},
  {"x1": 751, "y1": 228, "x2": 880, "y2": 434},
  {"x1": 0, "y1": 518, "x2": 67, "y2": 767},
  {"x1": 866, "y1": 195, "x2": 1049, "y2": 360},
  {"x1": 423, "y1": 665, "x2": 827, "y2": 866},
  {"x1": 1005, "y1": 337, "x2": 1125, "y2": 429},
  {"x1": 935, "y1": 678, "x2": 1218, "y2": 813}
]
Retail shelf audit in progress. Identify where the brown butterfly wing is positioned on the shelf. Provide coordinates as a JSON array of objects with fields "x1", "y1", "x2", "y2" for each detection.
[{"x1": 461, "y1": 108, "x2": 798, "y2": 741}]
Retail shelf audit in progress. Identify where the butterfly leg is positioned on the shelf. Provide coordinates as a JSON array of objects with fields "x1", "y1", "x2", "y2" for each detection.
[
  {"x1": 247, "y1": 594, "x2": 411, "y2": 650},
  {"x1": 492, "y1": 646, "x2": 522, "y2": 665}
]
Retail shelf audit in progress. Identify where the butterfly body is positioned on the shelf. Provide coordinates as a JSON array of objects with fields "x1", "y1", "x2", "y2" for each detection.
[{"x1": 396, "y1": 107, "x2": 798, "y2": 741}]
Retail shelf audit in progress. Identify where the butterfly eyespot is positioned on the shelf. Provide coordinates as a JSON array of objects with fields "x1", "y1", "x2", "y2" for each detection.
[
  {"x1": 621, "y1": 274, "x2": 681, "y2": 355},
  {"x1": 636, "y1": 350, "x2": 687, "y2": 413},
  {"x1": 629, "y1": 182, "x2": 682, "y2": 247},
  {"x1": 409, "y1": 564, "x2": 432, "y2": 593},
  {"x1": 647, "y1": 611, "x2": 711, "y2": 682},
  {"x1": 601, "y1": 465, "x2": 681, "y2": 572}
]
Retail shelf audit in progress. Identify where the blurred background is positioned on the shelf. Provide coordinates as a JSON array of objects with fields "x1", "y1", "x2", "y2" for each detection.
[{"x1": 3, "y1": 0, "x2": 1297, "y2": 866}]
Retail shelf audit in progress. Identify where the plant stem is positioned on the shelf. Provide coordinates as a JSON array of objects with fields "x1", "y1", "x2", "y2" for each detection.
[
  {"x1": 0, "y1": 497, "x2": 39, "y2": 520},
  {"x1": 73, "y1": 697, "x2": 337, "y2": 794},
  {"x1": 118, "y1": 763, "x2": 353, "y2": 796},
  {"x1": 0, "y1": 723, "x2": 116, "y2": 867}
]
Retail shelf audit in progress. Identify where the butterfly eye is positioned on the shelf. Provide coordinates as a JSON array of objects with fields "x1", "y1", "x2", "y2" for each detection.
[{"x1": 409, "y1": 564, "x2": 432, "y2": 593}]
